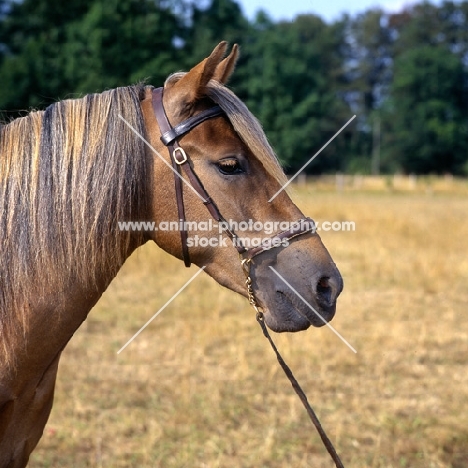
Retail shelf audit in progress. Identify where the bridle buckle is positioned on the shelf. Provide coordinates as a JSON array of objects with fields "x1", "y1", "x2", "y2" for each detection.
[{"x1": 173, "y1": 147, "x2": 188, "y2": 165}]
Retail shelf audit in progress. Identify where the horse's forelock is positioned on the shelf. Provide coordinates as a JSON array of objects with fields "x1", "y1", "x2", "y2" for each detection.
[{"x1": 164, "y1": 73, "x2": 287, "y2": 186}]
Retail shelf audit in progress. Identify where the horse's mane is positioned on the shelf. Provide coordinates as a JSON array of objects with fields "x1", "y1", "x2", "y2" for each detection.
[
  {"x1": 0, "y1": 85, "x2": 148, "y2": 364},
  {"x1": 165, "y1": 73, "x2": 288, "y2": 187}
]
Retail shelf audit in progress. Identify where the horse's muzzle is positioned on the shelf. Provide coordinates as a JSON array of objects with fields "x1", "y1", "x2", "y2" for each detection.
[{"x1": 260, "y1": 268, "x2": 343, "y2": 333}]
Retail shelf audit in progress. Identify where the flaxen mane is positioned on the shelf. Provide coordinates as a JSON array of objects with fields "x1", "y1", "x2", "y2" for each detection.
[{"x1": 0, "y1": 85, "x2": 147, "y2": 364}]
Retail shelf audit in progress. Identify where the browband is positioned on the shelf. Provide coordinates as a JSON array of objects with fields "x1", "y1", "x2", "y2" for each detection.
[{"x1": 160, "y1": 106, "x2": 224, "y2": 146}]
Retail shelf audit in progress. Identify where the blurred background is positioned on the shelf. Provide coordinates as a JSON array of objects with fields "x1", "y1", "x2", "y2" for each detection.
[{"x1": 1, "y1": 0, "x2": 468, "y2": 176}]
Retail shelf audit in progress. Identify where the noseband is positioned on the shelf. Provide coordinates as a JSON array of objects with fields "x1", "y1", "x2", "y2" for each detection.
[{"x1": 151, "y1": 87, "x2": 315, "y2": 268}]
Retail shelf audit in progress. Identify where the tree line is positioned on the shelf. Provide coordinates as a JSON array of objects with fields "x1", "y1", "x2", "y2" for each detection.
[{"x1": 1, "y1": 0, "x2": 467, "y2": 175}]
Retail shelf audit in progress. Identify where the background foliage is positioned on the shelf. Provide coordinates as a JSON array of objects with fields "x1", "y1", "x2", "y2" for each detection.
[{"x1": 1, "y1": 0, "x2": 467, "y2": 174}]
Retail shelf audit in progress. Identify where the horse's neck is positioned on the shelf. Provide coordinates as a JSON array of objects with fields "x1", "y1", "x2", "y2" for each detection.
[
  {"x1": 0, "y1": 246, "x2": 138, "y2": 468},
  {"x1": 4, "y1": 240, "x2": 140, "y2": 388},
  {"x1": 4, "y1": 282, "x2": 100, "y2": 382}
]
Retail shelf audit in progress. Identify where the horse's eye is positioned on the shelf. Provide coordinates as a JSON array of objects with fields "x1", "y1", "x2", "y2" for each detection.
[{"x1": 217, "y1": 158, "x2": 244, "y2": 175}]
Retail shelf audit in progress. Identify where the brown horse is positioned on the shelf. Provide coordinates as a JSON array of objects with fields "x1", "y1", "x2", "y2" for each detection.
[{"x1": 0, "y1": 42, "x2": 342, "y2": 467}]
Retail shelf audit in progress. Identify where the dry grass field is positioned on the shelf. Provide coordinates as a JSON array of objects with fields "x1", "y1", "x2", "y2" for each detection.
[{"x1": 30, "y1": 176, "x2": 468, "y2": 468}]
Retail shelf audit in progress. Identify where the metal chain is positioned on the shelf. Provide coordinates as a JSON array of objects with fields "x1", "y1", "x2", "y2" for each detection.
[
  {"x1": 240, "y1": 258, "x2": 263, "y2": 318},
  {"x1": 240, "y1": 256, "x2": 345, "y2": 468}
]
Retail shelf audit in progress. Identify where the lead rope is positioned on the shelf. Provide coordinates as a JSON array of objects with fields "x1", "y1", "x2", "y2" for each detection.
[{"x1": 241, "y1": 258, "x2": 345, "y2": 468}]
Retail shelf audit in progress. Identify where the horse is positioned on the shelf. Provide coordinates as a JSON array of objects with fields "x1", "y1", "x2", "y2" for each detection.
[{"x1": 0, "y1": 42, "x2": 343, "y2": 467}]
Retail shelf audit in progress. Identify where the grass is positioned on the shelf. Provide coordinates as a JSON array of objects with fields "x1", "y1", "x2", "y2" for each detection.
[{"x1": 29, "y1": 177, "x2": 468, "y2": 467}]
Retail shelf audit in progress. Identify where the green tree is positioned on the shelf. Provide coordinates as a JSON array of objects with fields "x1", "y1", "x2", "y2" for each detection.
[
  {"x1": 0, "y1": 0, "x2": 185, "y2": 116},
  {"x1": 187, "y1": 0, "x2": 249, "y2": 64},
  {"x1": 343, "y1": 9, "x2": 393, "y2": 115},
  {"x1": 340, "y1": 9, "x2": 395, "y2": 173},
  {"x1": 236, "y1": 14, "x2": 352, "y2": 173},
  {"x1": 390, "y1": 1, "x2": 468, "y2": 63},
  {"x1": 382, "y1": 45, "x2": 468, "y2": 174},
  {"x1": 3, "y1": 0, "x2": 466, "y2": 175},
  {"x1": 62, "y1": 0, "x2": 184, "y2": 93}
]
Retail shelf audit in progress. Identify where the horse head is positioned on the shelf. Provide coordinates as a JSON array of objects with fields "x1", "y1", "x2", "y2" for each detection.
[{"x1": 142, "y1": 42, "x2": 343, "y2": 332}]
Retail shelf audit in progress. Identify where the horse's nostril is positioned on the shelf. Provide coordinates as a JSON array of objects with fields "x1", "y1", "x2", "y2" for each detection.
[
  {"x1": 316, "y1": 276, "x2": 332, "y2": 305},
  {"x1": 318, "y1": 277, "x2": 329, "y2": 289}
]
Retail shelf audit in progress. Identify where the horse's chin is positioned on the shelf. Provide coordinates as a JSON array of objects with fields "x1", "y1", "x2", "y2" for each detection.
[{"x1": 262, "y1": 291, "x2": 336, "y2": 333}]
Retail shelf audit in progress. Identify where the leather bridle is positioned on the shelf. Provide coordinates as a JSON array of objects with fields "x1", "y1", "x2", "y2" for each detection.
[
  {"x1": 150, "y1": 86, "x2": 346, "y2": 468},
  {"x1": 151, "y1": 87, "x2": 316, "y2": 268}
]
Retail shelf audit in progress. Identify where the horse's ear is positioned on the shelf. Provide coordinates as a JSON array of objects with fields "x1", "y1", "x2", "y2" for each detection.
[
  {"x1": 165, "y1": 42, "x2": 230, "y2": 113},
  {"x1": 212, "y1": 44, "x2": 239, "y2": 84}
]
